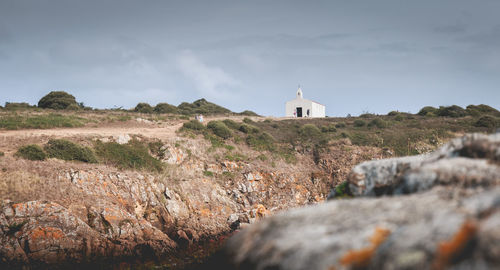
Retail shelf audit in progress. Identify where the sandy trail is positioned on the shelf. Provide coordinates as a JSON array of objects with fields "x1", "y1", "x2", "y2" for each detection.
[{"x1": 0, "y1": 123, "x2": 184, "y2": 141}]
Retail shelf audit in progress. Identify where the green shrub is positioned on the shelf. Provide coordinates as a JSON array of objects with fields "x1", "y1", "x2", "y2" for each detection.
[
  {"x1": 182, "y1": 120, "x2": 205, "y2": 131},
  {"x1": 353, "y1": 119, "x2": 366, "y2": 127},
  {"x1": 94, "y1": 140, "x2": 163, "y2": 172},
  {"x1": 222, "y1": 119, "x2": 240, "y2": 129},
  {"x1": 238, "y1": 124, "x2": 260, "y2": 134},
  {"x1": 44, "y1": 139, "x2": 97, "y2": 163},
  {"x1": 148, "y1": 140, "x2": 166, "y2": 159},
  {"x1": 368, "y1": 118, "x2": 387, "y2": 128},
  {"x1": 466, "y1": 104, "x2": 500, "y2": 117},
  {"x1": 4, "y1": 102, "x2": 35, "y2": 110},
  {"x1": 16, "y1": 145, "x2": 46, "y2": 161},
  {"x1": 387, "y1": 111, "x2": 399, "y2": 116},
  {"x1": 474, "y1": 116, "x2": 498, "y2": 128},
  {"x1": 239, "y1": 110, "x2": 259, "y2": 116},
  {"x1": 335, "y1": 122, "x2": 346, "y2": 128},
  {"x1": 38, "y1": 91, "x2": 79, "y2": 110},
  {"x1": 243, "y1": 117, "x2": 254, "y2": 124},
  {"x1": 359, "y1": 113, "x2": 375, "y2": 118},
  {"x1": 321, "y1": 124, "x2": 337, "y2": 133},
  {"x1": 417, "y1": 106, "x2": 438, "y2": 116},
  {"x1": 246, "y1": 132, "x2": 275, "y2": 151},
  {"x1": 331, "y1": 181, "x2": 352, "y2": 199},
  {"x1": 394, "y1": 114, "x2": 404, "y2": 121},
  {"x1": 207, "y1": 121, "x2": 232, "y2": 139},
  {"x1": 203, "y1": 170, "x2": 214, "y2": 177},
  {"x1": 154, "y1": 103, "x2": 178, "y2": 114},
  {"x1": 299, "y1": 124, "x2": 323, "y2": 141},
  {"x1": 177, "y1": 98, "x2": 231, "y2": 115},
  {"x1": 437, "y1": 105, "x2": 466, "y2": 118},
  {"x1": 134, "y1": 103, "x2": 154, "y2": 113},
  {"x1": 0, "y1": 151, "x2": 4, "y2": 157}
]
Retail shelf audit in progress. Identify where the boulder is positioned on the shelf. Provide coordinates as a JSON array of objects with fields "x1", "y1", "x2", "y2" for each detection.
[{"x1": 208, "y1": 134, "x2": 500, "y2": 270}]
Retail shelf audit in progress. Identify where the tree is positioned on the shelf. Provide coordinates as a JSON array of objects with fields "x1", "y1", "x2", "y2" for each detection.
[{"x1": 38, "y1": 91, "x2": 78, "y2": 110}]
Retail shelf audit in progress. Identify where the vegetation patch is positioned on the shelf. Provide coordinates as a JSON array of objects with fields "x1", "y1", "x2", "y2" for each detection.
[
  {"x1": 148, "y1": 140, "x2": 166, "y2": 159},
  {"x1": 239, "y1": 110, "x2": 259, "y2": 116},
  {"x1": 154, "y1": 103, "x2": 178, "y2": 114},
  {"x1": 44, "y1": 139, "x2": 97, "y2": 163},
  {"x1": 0, "y1": 113, "x2": 86, "y2": 130},
  {"x1": 134, "y1": 103, "x2": 154, "y2": 113},
  {"x1": 353, "y1": 119, "x2": 366, "y2": 127},
  {"x1": 246, "y1": 132, "x2": 276, "y2": 152},
  {"x1": 177, "y1": 98, "x2": 231, "y2": 115},
  {"x1": 222, "y1": 119, "x2": 240, "y2": 130},
  {"x1": 437, "y1": 105, "x2": 466, "y2": 118},
  {"x1": 207, "y1": 121, "x2": 232, "y2": 139},
  {"x1": 15, "y1": 145, "x2": 47, "y2": 161},
  {"x1": 474, "y1": 115, "x2": 498, "y2": 129},
  {"x1": 181, "y1": 120, "x2": 206, "y2": 131},
  {"x1": 368, "y1": 118, "x2": 387, "y2": 128},
  {"x1": 0, "y1": 151, "x2": 4, "y2": 157},
  {"x1": 238, "y1": 123, "x2": 260, "y2": 134},
  {"x1": 4, "y1": 102, "x2": 36, "y2": 111},
  {"x1": 94, "y1": 140, "x2": 163, "y2": 172},
  {"x1": 38, "y1": 91, "x2": 80, "y2": 110},
  {"x1": 203, "y1": 170, "x2": 214, "y2": 177}
]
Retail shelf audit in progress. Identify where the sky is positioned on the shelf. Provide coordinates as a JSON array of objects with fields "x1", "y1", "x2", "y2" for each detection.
[{"x1": 0, "y1": 0, "x2": 499, "y2": 116}]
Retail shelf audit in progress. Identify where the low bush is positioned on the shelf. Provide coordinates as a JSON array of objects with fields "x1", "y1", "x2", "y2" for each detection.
[
  {"x1": 474, "y1": 116, "x2": 498, "y2": 128},
  {"x1": 207, "y1": 121, "x2": 232, "y2": 139},
  {"x1": 359, "y1": 113, "x2": 375, "y2": 118},
  {"x1": 238, "y1": 124, "x2": 260, "y2": 134},
  {"x1": 331, "y1": 181, "x2": 352, "y2": 199},
  {"x1": 177, "y1": 98, "x2": 231, "y2": 115},
  {"x1": 437, "y1": 105, "x2": 466, "y2": 118},
  {"x1": 222, "y1": 119, "x2": 240, "y2": 130},
  {"x1": 4, "y1": 102, "x2": 35, "y2": 110},
  {"x1": 243, "y1": 117, "x2": 254, "y2": 124},
  {"x1": 368, "y1": 118, "x2": 387, "y2": 128},
  {"x1": 321, "y1": 124, "x2": 337, "y2": 133},
  {"x1": 203, "y1": 170, "x2": 214, "y2": 177},
  {"x1": 94, "y1": 140, "x2": 163, "y2": 172},
  {"x1": 15, "y1": 145, "x2": 46, "y2": 161},
  {"x1": 44, "y1": 139, "x2": 97, "y2": 163},
  {"x1": 38, "y1": 91, "x2": 79, "y2": 110},
  {"x1": 246, "y1": 132, "x2": 275, "y2": 152},
  {"x1": 134, "y1": 103, "x2": 154, "y2": 113},
  {"x1": 394, "y1": 114, "x2": 404, "y2": 121},
  {"x1": 239, "y1": 110, "x2": 259, "y2": 116},
  {"x1": 417, "y1": 106, "x2": 438, "y2": 116},
  {"x1": 353, "y1": 119, "x2": 366, "y2": 127},
  {"x1": 466, "y1": 104, "x2": 500, "y2": 117},
  {"x1": 154, "y1": 103, "x2": 178, "y2": 114},
  {"x1": 182, "y1": 120, "x2": 205, "y2": 131},
  {"x1": 387, "y1": 111, "x2": 399, "y2": 116},
  {"x1": 148, "y1": 140, "x2": 166, "y2": 159},
  {"x1": 0, "y1": 151, "x2": 4, "y2": 157},
  {"x1": 335, "y1": 122, "x2": 346, "y2": 128},
  {"x1": 299, "y1": 124, "x2": 323, "y2": 143}
]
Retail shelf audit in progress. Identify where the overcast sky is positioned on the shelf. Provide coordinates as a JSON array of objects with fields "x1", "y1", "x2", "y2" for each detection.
[{"x1": 0, "y1": 0, "x2": 499, "y2": 116}]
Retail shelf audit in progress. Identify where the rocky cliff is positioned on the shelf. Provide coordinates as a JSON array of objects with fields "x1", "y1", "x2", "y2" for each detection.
[
  {"x1": 211, "y1": 133, "x2": 500, "y2": 269},
  {"x1": 0, "y1": 128, "x2": 384, "y2": 268}
]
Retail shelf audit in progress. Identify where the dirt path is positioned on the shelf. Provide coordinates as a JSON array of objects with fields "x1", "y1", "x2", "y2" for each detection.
[{"x1": 0, "y1": 123, "x2": 185, "y2": 141}]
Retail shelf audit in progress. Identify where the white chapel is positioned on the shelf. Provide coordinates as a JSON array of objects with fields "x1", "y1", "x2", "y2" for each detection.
[{"x1": 285, "y1": 86, "x2": 325, "y2": 118}]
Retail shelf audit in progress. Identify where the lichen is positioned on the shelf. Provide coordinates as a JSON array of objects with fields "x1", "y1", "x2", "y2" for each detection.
[{"x1": 340, "y1": 226, "x2": 391, "y2": 268}]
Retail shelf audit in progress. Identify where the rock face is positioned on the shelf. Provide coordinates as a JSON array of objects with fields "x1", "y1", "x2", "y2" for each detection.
[
  {"x1": 0, "y1": 137, "x2": 382, "y2": 268},
  {"x1": 210, "y1": 133, "x2": 500, "y2": 270}
]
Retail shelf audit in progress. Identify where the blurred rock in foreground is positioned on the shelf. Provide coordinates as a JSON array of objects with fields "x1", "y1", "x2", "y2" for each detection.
[{"x1": 206, "y1": 133, "x2": 500, "y2": 270}]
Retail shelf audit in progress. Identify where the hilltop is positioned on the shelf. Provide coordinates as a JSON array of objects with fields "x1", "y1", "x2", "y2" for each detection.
[{"x1": 0, "y1": 94, "x2": 498, "y2": 269}]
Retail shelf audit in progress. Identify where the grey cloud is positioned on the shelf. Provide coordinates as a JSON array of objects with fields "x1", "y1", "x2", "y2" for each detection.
[{"x1": 433, "y1": 24, "x2": 467, "y2": 34}]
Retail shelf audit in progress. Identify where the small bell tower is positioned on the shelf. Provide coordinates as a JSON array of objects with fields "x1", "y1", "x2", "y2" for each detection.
[{"x1": 297, "y1": 85, "x2": 303, "y2": 99}]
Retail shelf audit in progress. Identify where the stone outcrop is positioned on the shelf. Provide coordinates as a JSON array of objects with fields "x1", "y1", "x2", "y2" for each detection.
[{"x1": 210, "y1": 134, "x2": 500, "y2": 270}]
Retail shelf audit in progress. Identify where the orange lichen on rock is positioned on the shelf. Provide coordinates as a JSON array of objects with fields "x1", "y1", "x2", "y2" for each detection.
[
  {"x1": 255, "y1": 204, "x2": 269, "y2": 219},
  {"x1": 340, "y1": 227, "x2": 391, "y2": 268},
  {"x1": 433, "y1": 221, "x2": 477, "y2": 270},
  {"x1": 30, "y1": 226, "x2": 65, "y2": 241}
]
